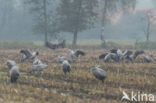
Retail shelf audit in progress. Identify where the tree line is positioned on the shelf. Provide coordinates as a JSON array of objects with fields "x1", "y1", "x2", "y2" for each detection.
[
  {"x1": 25, "y1": 0, "x2": 138, "y2": 48},
  {"x1": 1, "y1": 0, "x2": 156, "y2": 48}
]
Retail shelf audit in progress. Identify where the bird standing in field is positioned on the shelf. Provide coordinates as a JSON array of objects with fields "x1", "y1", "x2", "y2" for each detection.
[
  {"x1": 5, "y1": 60, "x2": 16, "y2": 69},
  {"x1": 30, "y1": 59, "x2": 48, "y2": 73},
  {"x1": 99, "y1": 53, "x2": 108, "y2": 59},
  {"x1": 20, "y1": 49, "x2": 39, "y2": 62},
  {"x1": 62, "y1": 60, "x2": 71, "y2": 75},
  {"x1": 5, "y1": 60, "x2": 20, "y2": 83},
  {"x1": 69, "y1": 49, "x2": 85, "y2": 61},
  {"x1": 57, "y1": 55, "x2": 70, "y2": 64},
  {"x1": 91, "y1": 66, "x2": 107, "y2": 82},
  {"x1": 118, "y1": 49, "x2": 133, "y2": 61},
  {"x1": 126, "y1": 50, "x2": 144, "y2": 62},
  {"x1": 110, "y1": 49, "x2": 118, "y2": 54},
  {"x1": 33, "y1": 59, "x2": 43, "y2": 65},
  {"x1": 122, "y1": 50, "x2": 133, "y2": 59},
  {"x1": 104, "y1": 53, "x2": 119, "y2": 62},
  {"x1": 10, "y1": 65, "x2": 20, "y2": 83},
  {"x1": 142, "y1": 54, "x2": 153, "y2": 63}
]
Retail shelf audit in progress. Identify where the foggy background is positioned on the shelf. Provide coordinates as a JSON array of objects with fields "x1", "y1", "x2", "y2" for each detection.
[{"x1": 0, "y1": 0, "x2": 155, "y2": 42}]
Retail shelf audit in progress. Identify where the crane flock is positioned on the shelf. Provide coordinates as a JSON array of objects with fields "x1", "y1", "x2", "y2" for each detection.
[{"x1": 4, "y1": 48, "x2": 154, "y2": 83}]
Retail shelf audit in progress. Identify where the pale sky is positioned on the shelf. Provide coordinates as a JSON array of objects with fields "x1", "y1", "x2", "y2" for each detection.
[{"x1": 137, "y1": 0, "x2": 155, "y2": 8}]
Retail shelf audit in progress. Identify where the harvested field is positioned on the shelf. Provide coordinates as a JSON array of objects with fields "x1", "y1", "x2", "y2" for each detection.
[{"x1": 0, "y1": 49, "x2": 155, "y2": 103}]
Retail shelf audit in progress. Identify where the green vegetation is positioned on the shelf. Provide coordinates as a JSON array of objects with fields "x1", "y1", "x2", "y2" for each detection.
[
  {"x1": 0, "y1": 41, "x2": 156, "y2": 49},
  {"x1": 0, "y1": 41, "x2": 43, "y2": 49}
]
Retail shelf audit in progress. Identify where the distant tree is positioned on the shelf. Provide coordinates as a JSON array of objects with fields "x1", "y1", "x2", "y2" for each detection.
[
  {"x1": 152, "y1": 0, "x2": 156, "y2": 5},
  {"x1": 25, "y1": 0, "x2": 60, "y2": 44},
  {"x1": 141, "y1": 9, "x2": 156, "y2": 47},
  {"x1": 99, "y1": 0, "x2": 136, "y2": 47},
  {"x1": 0, "y1": 0, "x2": 14, "y2": 34},
  {"x1": 57, "y1": 0, "x2": 98, "y2": 48}
]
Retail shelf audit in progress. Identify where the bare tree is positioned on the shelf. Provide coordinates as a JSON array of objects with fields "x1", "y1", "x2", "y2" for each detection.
[
  {"x1": 43, "y1": 0, "x2": 48, "y2": 43},
  {"x1": 99, "y1": 0, "x2": 136, "y2": 48},
  {"x1": 0, "y1": 0, "x2": 14, "y2": 35},
  {"x1": 141, "y1": 9, "x2": 156, "y2": 46},
  {"x1": 25, "y1": 0, "x2": 59, "y2": 44},
  {"x1": 57, "y1": 0, "x2": 98, "y2": 48}
]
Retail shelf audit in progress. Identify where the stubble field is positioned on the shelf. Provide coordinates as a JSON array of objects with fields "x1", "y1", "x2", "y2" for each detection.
[{"x1": 0, "y1": 49, "x2": 155, "y2": 103}]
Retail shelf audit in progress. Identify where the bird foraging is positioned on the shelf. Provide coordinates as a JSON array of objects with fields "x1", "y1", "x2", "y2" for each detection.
[
  {"x1": 91, "y1": 66, "x2": 107, "y2": 82},
  {"x1": 5, "y1": 60, "x2": 16, "y2": 69},
  {"x1": 62, "y1": 60, "x2": 71, "y2": 75},
  {"x1": 5, "y1": 60, "x2": 20, "y2": 83},
  {"x1": 30, "y1": 59, "x2": 48, "y2": 73}
]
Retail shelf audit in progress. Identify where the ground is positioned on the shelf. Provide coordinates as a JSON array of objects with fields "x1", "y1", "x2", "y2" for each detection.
[{"x1": 0, "y1": 49, "x2": 155, "y2": 103}]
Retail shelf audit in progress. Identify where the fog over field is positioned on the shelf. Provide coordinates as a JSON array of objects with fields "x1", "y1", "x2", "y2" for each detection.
[{"x1": 0, "y1": 0, "x2": 155, "y2": 42}]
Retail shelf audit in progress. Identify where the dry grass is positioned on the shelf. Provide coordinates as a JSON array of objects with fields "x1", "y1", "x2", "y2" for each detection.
[{"x1": 0, "y1": 49, "x2": 155, "y2": 103}]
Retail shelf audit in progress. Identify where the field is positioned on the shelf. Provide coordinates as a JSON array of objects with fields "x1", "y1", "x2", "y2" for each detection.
[{"x1": 0, "y1": 49, "x2": 155, "y2": 103}]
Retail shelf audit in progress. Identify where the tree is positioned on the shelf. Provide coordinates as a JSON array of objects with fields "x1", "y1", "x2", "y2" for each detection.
[
  {"x1": 99, "y1": 0, "x2": 136, "y2": 47},
  {"x1": 0, "y1": 0, "x2": 14, "y2": 35},
  {"x1": 152, "y1": 0, "x2": 156, "y2": 5},
  {"x1": 141, "y1": 9, "x2": 156, "y2": 46},
  {"x1": 25, "y1": 0, "x2": 59, "y2": 44},
  {"x1": 57, "y1": 0, "x2": 98, "y2": 48}
]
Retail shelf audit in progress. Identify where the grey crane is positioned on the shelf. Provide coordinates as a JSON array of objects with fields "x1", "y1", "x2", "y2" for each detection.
[
  {"x1": 10, "y1": 65, "x2": 20, "y2": 83},
  {"x1": 91, "y1": 66, "x2": 107, "y2": 82},
  {"x1": 122, "y1": 50, "x2": 133, "y2": 56},
  {"x1": 5, "y1": 60, "x2": 16, "y2": 69},
  {"x1": 110, "y1": 49, "x2": 118, "y2": 54},
  {"x1": 118, "y1": 49, "x2": 133, "y2": 61},
  {"x1": 57, "y1": 56, "x2": 70, "y2": 64},
  {"x1": 142, "y1": 54, "x2": 153, "y2": 63},
  {"x1": 99, "y1": 53, "x2": 108, "y2": 59},
  {"x1": 33, "y1": 59, "x2": 43, "y2": 65},
  {"x1": 30, "y1": 59, "x2": 48, "y2": 73},
  {"x1": 62, "y1": 60, "x2": 71, "y2": 74},
  {"x1": 20, "y1": 49, "x2": 39, "y2": 62},
  {"x1": 69, "y1": 49, "x2": 85, "y2": 61},
  {"x1": 104, "y1": 53, "x2": 119, "y2": 62},
  {"x1": 5, "y1": 60, "x2": 20, "y2": 83},
  {"x1": 126, "y1": 50, "x2": 144, "y2": 62}
]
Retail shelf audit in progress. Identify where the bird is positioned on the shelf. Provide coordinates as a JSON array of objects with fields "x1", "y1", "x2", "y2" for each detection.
[
  {"x1": 99, "y1": 53, "x2": 108, "y2": 59},
  {"x1": 104, "y1": 53, "x2": 119, "y2": 62},
  {"x1": 110, "y1": 49, "x2": 118, "y2": 54},
  {"x1": 10, "y1": 65, "x2": 20, "y2": 83},
  {"x1": 5, "y1": 60, "x2": 16, "y2": 69},
  {"x1": 116, "y1": 49, "x2": 124, "y2": 61},
  {"x1": 20, "y1": 49, "x2": 39, "y2": 62},
  {"x1": 33, "y1": 59, "x2": 43, "y2": 65},
  {"x1": 104, "y1": 53, "x2": 112, "y2": 62},
  {"x1": 135, "y1": 50, "x2": 144, "y2": 56},
  {"x1": 62, "y1": 60, "x2": 71, "y2": 74},
  {"x1": 142, "y1": 54, "x2": 153, "y2": 63},
  {"x1": 69, "y1": 49, "x2": 85, "y2": 61},
  {"x1": 122, "y1": 50, "x2": 133, "y2": 56},
  {"x1": 117, "y1": 49, "x2": 133, "y2": 61},
  {"x1": 57, "y1": 56, "x2": 70, "y2": 64},
  {"x1": 91, "y1": 66, "x2": 107, "y2": 82},
  {"x1": 109, "y1": 49, "x2": 124, "y2": 62},
  {"x1": 30, "y1": 60, "x2": 48, "y2": 73},
  {"x1": 126, "y1": 50, "x2": 144, "y2": 62},
  {"x1": 117, "y1": 49, "x2": 122, "y2": 55},
  {"x1": 5, "y1": 60, "x2": 20, "y2": 83}
]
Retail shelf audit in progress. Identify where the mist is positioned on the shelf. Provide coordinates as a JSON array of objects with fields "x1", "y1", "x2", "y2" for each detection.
[{"x1": 0, "y1": 0, "x2": 155, "y2": 43}]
